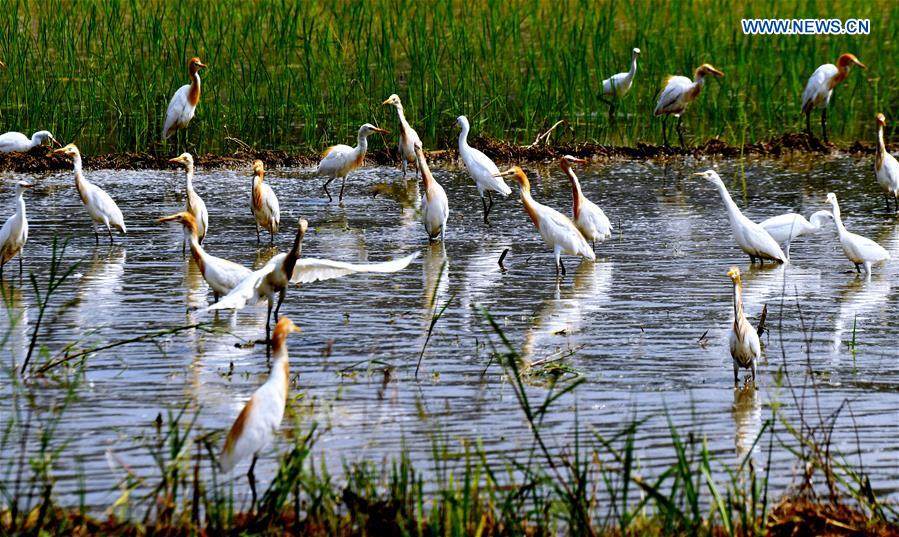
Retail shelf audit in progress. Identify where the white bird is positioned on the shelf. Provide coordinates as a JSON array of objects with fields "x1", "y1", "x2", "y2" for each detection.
[
  {"x1": 456, "y1": 115, "x2": 512, "y2": 224},
  {"x1": 414, "y1": 141, "x2": 449, "y2": 241},
  {"x1": 801, "y1": 53, "x2": 866, "y2": 142},
  {"x1": 158, "y1": 212, "x2": 251, "y2": 301},
  {"x1": 382, "y1": 94, "x2": 421, "y2": 177},
  {"x1": 220, "y1": 316, "x2": 300, "y2": 511},
  {"x1": 209, "y1": 218, "x2": 418, "y2": 345},
  {"x1": 826, "y1": 192, "x2": 890, "y2": 275},
  {"x1": 695, "y1": 170, "x2": 786, "y2": 264},
  {"x1": 654, "y1": 63, "x2": 725, "y2": 147},
  {"x1": 601, "y1": 47, "x2": 640, "y2": 115},
  {"x1": 250, "y1": 160, "x2": 280, "y2": 244},
  {"x1": 497, "y1": 166, "x2": 595, "y2": 275},
  {"x1": 0, "y1": 181, "x2": 32, "y2": 279},
  {"x1": 759, "y1": 210, "x2": 832, "y2": 257},
  {"x1": 169, "y1": 153, "x2": 208, "y2": 248},
  {"x1": 317, "y1": 123, "x2": 388, "y2": 203},
  {"x1": 727, "y1": 266, "x2": 760, "y2": 387},
  {"x1": 53, "y1": 144, "x2": 126, "y2": 243},
  {"x1": 560, "y1": 155, "x2": 611, "y2": 249},
  {"x1": 874, "y1": 113, "x2": 899, "y2": 212},
  {"x1": 162, "y1": 57, "x2": 206, "y2": 140},
  {"x1": 0, "y1": 130, "x2": 59, "y2": 153}
]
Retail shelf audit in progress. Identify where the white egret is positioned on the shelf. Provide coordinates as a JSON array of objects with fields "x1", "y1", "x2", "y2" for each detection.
[
  {"x1": 162, "y1": 57, "x2": 206, "y2": 140},
  {"x1": 801, "y1": 53, "x2": 866, "y2": 142},
  {"x1": 414, "y1": 141, "x2": 448, "y2": 241},
  {"x1": 53, "y1": 144, "x2": 126, "y2": 243},
  {"x1": 601, "y1": 47, "x2": 640, "y2": 115},
  {"x1": 759, "y1": 210, "x2": 832, "y2": 257},
  {"x1": 0, "y1": 181, "x2": 32, "y2": 279},
  {"x1": 727, "y1": 266, "x2": 760, "y2": 387},
  {"x1": 317, "y1": 123, "x2": 388, "y2": 203},
  {"x1": 874, "y1": 113, "x2": 899, "y2": 212},
  {"x1": 382, "y1": 94, "x2": 421, "y2": 177},
  {"x1": 695, "y1": 170, "x2": 786, "y2": 264},
  {"x1": 654, "y1": 64, "x2": 725, "y2": 146},
  {"x1": 560, "y1": 155, "x2": 611, "y2": 249},
  {"x1": 220, "y1": 316, "x2": 301, "y2": 511},
  {"x1": 0, "y1": 130, "x2": 59, "y2": 153},
  {"x1": 169, "y1": 153, "x2": 208, "y2": 249},
  {"x1": 497, "y1": 166, "x2": 595, "y2": 275},
  {"x1": 250, "y1": 160, "x2": 280, "y2": 245},
  {"x1": 825, "y1": 192, "x2": 890, "y2": 274},
  {"x1": 456, "y1": 116, "x2": 511, "y2": 224}
]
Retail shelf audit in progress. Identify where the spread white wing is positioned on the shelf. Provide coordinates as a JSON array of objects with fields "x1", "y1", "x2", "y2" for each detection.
[
  {"x1": 290, "y1": 252, "x2": 419, "y2": 284},
  {"x1": 207, "y1": 255, "x2": 283, "y2": 311}
]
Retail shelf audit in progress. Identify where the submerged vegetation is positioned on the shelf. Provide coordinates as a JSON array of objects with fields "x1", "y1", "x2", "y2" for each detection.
[{"x1": 0, "y1": 0, "x2": 894, "y2": 156}]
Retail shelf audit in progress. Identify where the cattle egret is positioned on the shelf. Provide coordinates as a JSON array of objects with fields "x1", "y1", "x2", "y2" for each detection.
[
  {"x1": 53, "y1": 144, "x2": 126, "y2": 243},
  {"x1": 560, "y1": 155, "x2": 611, "y2": 249},
  {"x1": 382, "y1": 94, "x2": 422, "y2": 177},
  {"x1": 654, "y1": 64, "x2": 724, "y2": 146},
  {"x1": 801, "y1": 53, "x2": 866, "y2": 142},
  {"x1": 825, "y1": 192, "x2": 890, "y2": 274},
  {"x1": 727, "y1": 266, "x2": 760, "y2": 387},
  {"x1": 162, "y1": 57, "x2": 206, "y2": 140},
  {"x1": 0, "y1": 181, "x2": 32, "y2": 279},
  {"x1": 317, "y1": 123, "x2": 388, "y2": 203},
  {"x1": 250, "y1": 160, "x2": 280, "y2": 244},
  {"x1": 456, "y1": 116, "x2": 511, "y2": 224}
]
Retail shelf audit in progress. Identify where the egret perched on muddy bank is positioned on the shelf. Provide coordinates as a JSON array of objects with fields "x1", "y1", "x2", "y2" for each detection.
[
  {"x1": 801, "y1": 53, "x2": 866, "y2": 142},
  {"x1": 169, "y1": 153, "x2": 207, "y2": 247},
  {"x1": 382, "y1": 94, "x2": 421, "y2": 177},
  {"x1": 497, "y1": 166, "x2": 595, "y2": 275},
  {"x1": 53, "y1": 144, "x2": 126, "y2": 244},
  {"x1": 874, "y1": 113, "x2": 899, "y2": 212},
  {"x1": 220, "y1": 316, "x2": 301, "y2": 511},
  {"x1": 760, "y1": 210, "x2": 832, "y2": 257},
  {"x1": 162, "y1": 57, "x2": 206, "y2": 140},
  {"x1": 0, "y1": 130, "x2": 59, "y2": 153},
  {"x1": 601, "y1": 47, "x2": 640, "y2": 115},
  {"x1": 825, "y1": 192, "x2": 890, "y2": 274},
  {"x1": 317, "y1": 123, "x2": 388, "y2": 203},
  {"x1": 456, "y1": 116, "x2": 511, "y2": 224},
  {"x1": 654, "y1": 64, "x2": 724, "y2": 146},
  {"x1": 560, "y1": 155, "x2": 611, "y2": 249},
  {"x1": 695, "y1": 170, "x2": 786, "y2": 264},
  {"x1": 250, "y1": 160, "x2": 280, "y2": 245},
  {"x1": 727, "y1": 266, "x2": 760, "y2": 387},
  {"x1": 0, "y1": 181, "x2": 32, "y2": 279},
  {"x1": 414, "y1": 142, "x2": 448, "y2": 241}
]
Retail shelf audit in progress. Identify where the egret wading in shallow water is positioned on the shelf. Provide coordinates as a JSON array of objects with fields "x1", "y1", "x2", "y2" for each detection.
[
  {"x1": 654, "y1": 64, "x2": 724, "y2": 147},
  {"x1": 727, "y1": 266, "x2": 760, "y2": 388},
  {"x1": 456, "y1": 116, "x2": 511, "y2": 224},
  {"x1": 53, "y1": 144, "x2": 126, "y2": 244},
  {"x1": 169, "y1": 153, "x2": 207, "y2": 250},
  {"x1": 317, "y1": 123, "x2": 388, "y2": 203},
  {"x1": 414, "y1": 141, "x2": 449, "y2": 241},
  {"x1": 874, "y1": 113, "x2": 899, "y2": 212},
  {"x1": 560, "y1": 155, "x2": 611, "y2": 249},
  {"x1": 759, "y1": 210, "x2": 832, "y2": 258},
  {"x1": 162, "y1": 57, "x2": 206, "y2": 141},
  {"x1": 0, "y1": 130, "x2": 59, "y2": 153},
  {"x1": 382, "y1": 94, "x2": 421, "y2": 177},
  {"x1": 220, "y1": 316, "x2": 301, "y2": 511},
  {"x1": 825, "y1": 192, "x2": 890, "y2": 275},
  {"x1": 600, "y1": 47, "x2": 640, "y2": 116},
  {"x1": 158, "y1": 212, "x2": 251, "y2": 301},
  {"x1": 496, "y1": 166, "x2": 595, "y2": 275},
  {"x1": 801, "y1": 53, "x2": 866, "y2": 143},
  {"x1": 0, "y1": 181, "x2": 32, "y2": 280},
  {"x1": 250, "y1": 160, "x2": 280, "y2": 245},
  {"x1": 695, "y1": 170, "x2": 786, "y2": 264}
]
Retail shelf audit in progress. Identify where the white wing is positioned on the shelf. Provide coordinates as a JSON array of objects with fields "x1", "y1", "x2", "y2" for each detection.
[
  {"x1": 86, "y1": 184, "x2": 126, "y2": 232},
  {"x1": 462, "y1": 146, "x2": 511, "y2": 196},
  {"x1": 760, "y1": 213, "x2": 810, "y2": 243},
  {"x1": 163, "y1": 85, "x2": 192, "y2": 139},
  {"x1": 207, "y1": 258, "x2": 281, "y2": 311},
  {"x1": 317, "y1": 144, "x2": 354, "y2": 175},
  {"x1": 654, "y1": 76, "x2": 692, "y2": 115},
  {"x1": 0, "y1": 132, "x2": 29, "y2": 153},
  {"x1": 602, "y1": 72, "x2": 631, "y2": 97},
  {"x1": 801, "y1": 64, "x2": 837, "y2": 112},
  {"x1": 290, "y1": 252, "x2": 419, "y2": 284}
]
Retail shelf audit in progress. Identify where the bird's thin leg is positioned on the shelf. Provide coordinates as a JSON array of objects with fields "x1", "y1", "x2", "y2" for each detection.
[
  {"x1": 481, "y1": 196, "x2": 489, "y2": 224},
  {"x1": 93, "y1": 224, "x2": 100, "y2": 244},
  {"x1": 338, "y1": 175, "x2": 348, "y2": 203},
  {"x1": 0, "y1": 262, "x2": 4, "y2": 281},
  {"x1": 751, "y1": 360, "x2": 757, "y2": 388},
  {"x1": 182, "y1": 238, "x2": 186, "y2": 258},
  {"x1": 265, "y1": 300, "x2": 273, "y2": 358},
  {"x1": 213, "y1": 291, "x2": 219, "y2": 303},
  {"x1": 733, "y1": 360, "x2": 739, "y2": 387},
  {"x1": 269, "y1": 229, "x2": 275, "y2": 245},
  {"x1": 661, "y1": 117, "x2": 669, "y2": 146},
  {"x1": 609, "y1": 100, "x2": 617, "y2": 119},
  {"x1": 402, "y1": 157, "x2": 407, "y2": 178},
  {"x1": 821, "y1": 108, "x2": 828, "y2": 143},
  {"x1": 676, "y1": 115, "x2": 685, "y2": 148},
  {"x1": 248, "y1": 455, "x2": 258, "y2": 513},
  {"x1": 18, "y1": 252, "x2": 23, "y2": 281},
  {"x1": 592, "y1": 240, "x2": 596, "y2": 252},
  {"x1": 323, "y1": 178, "x2": 334, "y2": 202},
  {"x1": 274, "y1": 288, "x2": 286, "y2": 319},
  {"x1": 854, "y1": 263, "x2": 861, "y2": 274},
  {"x1": 107, "y1": 226, "x2": 114, "y2": 245},
  {"x1": 805, "y1": 111, "x2": 812, "y2": 137},
  {"x1": 487, "y1": 192, "x2": 494, "y2": 223},
  {"x1": 255, "y1": 224, "x2": 261, "y2": 245},
  {"x1": 560, "y1": 258, "x2": 566, "y2": 276},
  {"x1": 785, "y1": 242, "x2": 792, "y2": 259}
]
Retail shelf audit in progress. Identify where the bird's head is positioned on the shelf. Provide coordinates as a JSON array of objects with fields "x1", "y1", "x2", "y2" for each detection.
[
  {"x1": 188, "y1": 57, "x2": 207, "y2": 73},
  {"x1": 825, "y1": 192, "x2": 838, "y2": 206},
  {"x1": 560, "y1": 155, "x2": 587, "y2": 171},
  {"x1": 455, "y1": 115, "x2": 469, "y2": 129},
  {"x1": 168, "y1": 152, "x2": 194, "y2": 168},
  {"x1": 53, "y1": 143, "x2": 80, "y2": 159},
  {"x1": 359, "y1": 123, "x2": 389, "y2": 137},
  {"x1": 632, "y1": 47, "x2": 641, "y2": 56},
  {"x1": 727, "y1": 266, "x2": 741, "y2": 285},
  {"x1": 297, "y1": 217, "x2": 308, "y2": 234},
  {"x1": 876, "y1": 113, "x2": 886, "y2": 127},
  {"x1": 837, "y1": 53, "x2": 866, "y2": 70},
  {"x1": 157, "y1": 211, "x2": 198, "y2": 234},
  {"x1": 34, "y1": 131, "x2": 60, "y2": 147},
  {"x1": 382, "y1": 94, "x2": 402, "y2": 108},
  {"x1": 495, "y1": 166, "x2": 529, "y2": 190},
  {"x1": 15, "y1": 181, "x2": 33, "y2": 194},
  {"x1": 693, "y1": 169, "x2": 722, "y2": 184},
  {"x1": 272, "y1": 316, "x2": 301, "y2": 350},
  {"x1": 252, "y1": 159, "x2": 265, "y2": 176},
  {"x1": 695, "y1": 63, "x2": 725, "y2": 79}
]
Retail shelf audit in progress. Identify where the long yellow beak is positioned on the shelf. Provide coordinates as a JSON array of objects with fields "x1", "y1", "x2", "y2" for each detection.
[
  {"x1": 855, "y1": 60, "x2": 867, "y2": 70},
  {"x1": 493, "y1": 168, "x2": 517, "y2": 178},
  {"x1": 157, "y1": 214, "x2": 181, "y2": 223},
  {"x1": 52, "y1": 147, "x2": 66, "y2": 155},
  {"x1": 169, "y1": 156, "x2": 184, "y2": 163},
  {"x1": 692, "y1": 172, "x2": 707, "y2": 177},
  {"x1": 382, "y1": 98, "x2": 393, "y2": 105},
  {"x1": 197, "y1": 61, "x2": 207, "y2": 69},
  {"x1": 372, "y1": 127, "x2": 389, "y2": 134}
]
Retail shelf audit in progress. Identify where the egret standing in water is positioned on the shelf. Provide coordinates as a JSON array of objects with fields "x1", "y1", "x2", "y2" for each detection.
[
  {"x1": 162, "y1": 57, "x2": 206, "y2": 141},
  {"x1": 0, "y1": 130, "x2": 59, "y2": 153},
  {"x1": 600, "y1": 47, "x2": 640, "y2": 116},
  {"x1": 727, "y1": 266, "x2": 760, "y2": 388},
  {"x1": 801, "y1": 54, "x2": 866, "y2": 143},
  {"x1": 317, "y1": 123, "x2": 388, "y2": 203},
  {"x1": 220, "y1": 316, "x2": 301, "y2": 511},
  {"x1": 0, "y1": 181, "x2": 32, "y2": 280},
  {"x1": 414, "y1": 141, "x2": 448, "y2": 241},
  {"x1": 169, "y1": 153, "x2": 208, "y2": 249},
  {"x1": 560, "y1": 155, "x2": 611, "y2": 249},
  {"x1": 654, "y1": 64, "x2": 725, "y2": 147},
  {"x1": 760, "y1": 210, "x2": 832, "y2": 257},
  {"x1": 874, "y1": 113, "x2": 899, "y2": 212},
  {"x1": 250, "y1": 160, "x2": 280, "y2": 245},
  {"x1": 382, "y1": 94, "x2": 421, "y2": 177},
  {"x1": 456, "y1": 116, "x2": 511, "y2": 224},
  {"x1": 825, "y1": 192, "x2": 890, "y2": 275},
  {"x1": 695, "y1": 170, "x2": 786, "y2": 264},
  {"x1": 53, "y1": 144, "x2": 126, "y2": 244},
  {"x1": 496, "y1": 166, "x2": 595, "y2": 275}
]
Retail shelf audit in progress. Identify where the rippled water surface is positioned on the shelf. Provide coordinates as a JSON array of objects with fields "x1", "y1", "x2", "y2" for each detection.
[{"x1": 2, "y1": 154, "x2": 898, "y2": 507}]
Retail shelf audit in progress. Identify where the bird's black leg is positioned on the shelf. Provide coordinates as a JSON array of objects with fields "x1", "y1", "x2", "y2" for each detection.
[
  {"x1": 481, "y1": 196, "x2": 489, "y2": 225},
  {"x1": 323, "y1": 178, "x2": 334, "y2": 202},
  {"x1": 265, "y1": 300, "x2": 273, "y2": 358},
  {"x1": 559, "y1": 259, "x2": 566, "y2": 276},
  {"x1": 255, "y1": 224, "x2": 261, "y2": 245},
  {"x1": 805, "y1": 111, "x2": 812, "y2": 138},
  {"x1": 19, "y1": 253, "x2": 23, "y2": 280},
  {"x1": 213, "y1": 291, "x2": 219, "y2": 303},
  {"x1": 248, "y1": 454, "x2": 258, "y2": 513},
  {"x1": 274, "y1": 288, "x2": 286, "y2": 319},
  {"x1": 270, "y1": 229, "x2": 275, "y2": 245},
  {"x1": 93, "y1": 225, "x2": 99, "y2": 244},
  {"x1": 821, "y1": 108, "x2": 828, "y2": 143},
  {"x1": 107, "y1": 227, "x2": 114, "y2": 245},
  {"x1": 661, "y1": 117, "x2": 669, "y2": 146},
  {"x1": 0, "y1": 262, "x2": 4, "y2": 281},
  {"x1": 338, "y1": 176, "x2": 348, "y2": 203},
  {"x1": 855, "y1": 263, "x2": 861, "y2": 274},
  {"x1": 487, "y1": 192, "x2": 494, "y2": 222},
  {"x1": 592, "y1": 240, "x2": 596, "y2": 252},
  {"x1": 676, "y1": 115, "x2": 685, "y2": 148}
]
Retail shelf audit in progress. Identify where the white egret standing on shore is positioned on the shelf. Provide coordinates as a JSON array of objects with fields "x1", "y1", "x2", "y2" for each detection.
[
  {"x1": 169, "y1": 153, "x2": 208, "y2": 249},
  {"x1": 53, "y1": 144, "x2": 126, "y2": 243},
  {"x1": 0, "y1": 181, "x2": 32, "y2": 279},
  {"x1": 654, "y1": 64, "x2": 724, "y2": 147},
  {"x1": 825, "y1": 192, "x2": 890, "y2": 275},
  {"x1": 456, "y1": 116, "x2": 511, "y2": 224},
  {"x1": 560, "y1": 155, "x2": 611, "y2": 249},
  {"x1": 317, "y1": 123, "x2": 388, "y2": 203},
  {"x1": 759, "y1": 210, "x2": 832, "y2": 257},
  {"x1": 601, "y1": 47, "x2": 640, "y2": 116},
  {"x1": 414, "y1": 141, "x2": 448, "y2": 241},
  {"x1": 801, "y1": 53, "x2": 866, "y2": 143},
  {"x1": 250, "y1": 160, "x2": 280, "y2": 244},
  {"x1": 0, "y1": 130, "x2": 59, "y2": 153},
  {"x1": 163, "y1": 57, "x2": 206, "y2": 140},
  {"x1": 727, "y1": 266, "x2": 760, "y2": 387},
  {"x1": 874, "y1": 113, "x2": 899, "y2": 212},
  {"x1": 382, "y1": 94, "x2": 421, "y2": 177}
]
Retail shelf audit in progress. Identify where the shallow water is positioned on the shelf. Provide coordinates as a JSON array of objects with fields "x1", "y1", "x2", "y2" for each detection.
[{"x1": 1, "y1": 153, "x2": 898, "y2": 509}]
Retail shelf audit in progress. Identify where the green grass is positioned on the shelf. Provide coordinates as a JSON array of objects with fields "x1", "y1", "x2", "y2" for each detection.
[{"x1": 0, "y1": 0, "x2": 894, "y2": 156}]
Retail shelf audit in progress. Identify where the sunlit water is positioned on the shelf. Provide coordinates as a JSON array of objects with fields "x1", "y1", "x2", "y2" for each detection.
[{"x1": 1, "y1": 154, "x2": 898, "y2": 509}]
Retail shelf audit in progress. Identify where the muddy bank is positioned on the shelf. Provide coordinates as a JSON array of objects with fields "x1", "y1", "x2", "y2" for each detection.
[{"x1": 0, "y1": 133, "x2": 889, "y2": 173}]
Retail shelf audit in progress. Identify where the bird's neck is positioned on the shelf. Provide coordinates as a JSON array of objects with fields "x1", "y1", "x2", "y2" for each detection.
[
  {"x1": 417, "y1": 152, "x2": 435, "y2": 194},
  {"x1": 519, "y1": 187, "x2": 542, "y2": 230},
  {"x1": 186, "y1": 230, "x2": 206, "y2": 272},
  {"x1": 628, "y1": 55, "x2": 638, "y2": 77},
  {"x1": 876, "y1": 124, "x2": 885, "y2": 170},
  {"x1": 356, "y1": 131, "x2": 370, "y2": 156},
  {"x1": 29, "y1": 134, "x2": 42, "y2": 149},
  {"x1": 732, "y1": 281, "x2": 744, "y2": 323},
  {"x1": 714, "y1": 181, "x2": 742, "y2": 224},
  {"x1": 268, "y1": 352, "x2": 290, "y2": 401},
  {"x1": 563, "y1": 166, "x2": 583, "y2": 218},
  {"x1": 458, "y1": 122, "x2": 470, "y2": 148},
  {"x1": 283, "y1": 229, "x2": 304, "y2": 278},
  {"x1": 71, "y1": 156, "x2": 89, "y2": 191},
  {"x1": 184, "y1": 166, "x2": 195, "y2": 192},
  {"x1": 395, "y1": 106, "x2": 411, "y2": 132},
  {"x1": 830, "y1": 204, "x2": 847, "y2": 235},
  {"x1": 188, "y1": 70, "x2": 201, "y2": 106},
  {"x1": 15, "y1": 191, "x2": 26, "y2": 218},
  {"x1": 831, "y1": 64, "x2": 850, "y2": 88}
]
